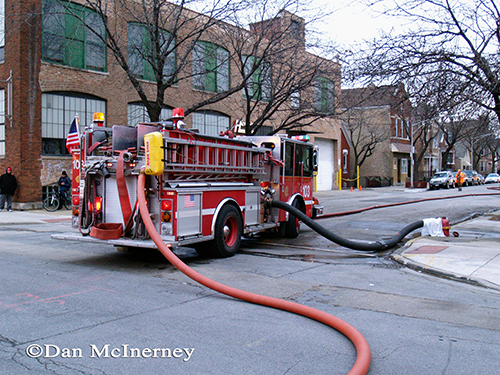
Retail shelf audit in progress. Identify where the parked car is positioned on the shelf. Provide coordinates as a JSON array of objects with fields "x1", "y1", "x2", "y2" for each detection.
[
  {"x1": 477, "y1": 173, "x2": 485, "y2": 185},
  {"x1": 429, "y1": 171, "x2": 456, "y2": 189},
  {"x1": 485, "y1": 173, "x2": 500, "y2": 183},
  {"x1": 463, "y1": 170, "x2": 479, "y2": 186}
]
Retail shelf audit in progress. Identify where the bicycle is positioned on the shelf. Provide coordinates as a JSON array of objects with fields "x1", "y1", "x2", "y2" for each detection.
[{"x1": 43, "y1": 187, "x2": 72, "y2": 212}]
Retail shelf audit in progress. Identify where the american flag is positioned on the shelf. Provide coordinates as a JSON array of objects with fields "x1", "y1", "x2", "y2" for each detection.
[
  {"x1": 184, "y1": 194, "x2": 195, "y2": 208},
  {"x1": 66, "y1": 115, "x2": 80, "y2": 153}
]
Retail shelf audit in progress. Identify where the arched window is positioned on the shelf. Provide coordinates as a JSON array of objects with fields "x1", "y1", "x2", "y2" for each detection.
[
  {"x1": 192, "y1": 110, "x2": 230, "y2": 136},
  {"x1": 127, "y1": 103, "x2": 173, "y2": 127},
  {"x1": 42, "y1": 92, "x2": 106, "y2": 155}
]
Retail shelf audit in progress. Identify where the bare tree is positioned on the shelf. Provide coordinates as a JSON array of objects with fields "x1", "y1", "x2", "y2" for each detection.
[
  {"x1": 341, "y1": 106, "x2": 391, "y2": 182},
  {"x1": 45, "y1": 0, "x2": 242, "y2": 121},
  {"x1": 222, "y1": 10, "x2": 339, "y2": 135},
  {"x1": 44, "y1": 0, "x2": 335, "y2": 132},
  {"x1": 353, "y1": 0, "x2": 500, "y2": 127},
  {"x1": 409, "y1": 102, "x2": 440, "y2": 180},
  {"x1": 461, "y1": 114, "x2": 496, "y2": 171},
  {"x1": 487, "y1": 137, "x2": 500, "y2": 173}
]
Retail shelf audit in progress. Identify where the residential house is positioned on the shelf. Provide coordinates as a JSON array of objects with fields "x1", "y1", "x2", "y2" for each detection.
[{"x1": 341, "y1": 84, "x2": 412, "y2": 187}]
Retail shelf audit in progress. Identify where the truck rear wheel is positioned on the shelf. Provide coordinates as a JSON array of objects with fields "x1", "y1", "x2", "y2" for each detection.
[{"x1": 211, "y1": 204, "x2": 242, "y2": 258}]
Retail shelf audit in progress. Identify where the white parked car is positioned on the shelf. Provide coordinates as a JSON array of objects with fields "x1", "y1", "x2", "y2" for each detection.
[
  {"x1": 429, "y1": 171, "x2": 455, "y2": 189},
  {"x1": 485, "y1": 173, "x2": 500, "y2": 183}
]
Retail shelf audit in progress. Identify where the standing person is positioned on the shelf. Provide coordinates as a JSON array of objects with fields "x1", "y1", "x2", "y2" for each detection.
[
  {"x1": 455, "y1": 169, "x2": 465, "y2": 191},
  {"x1": 57, "y1": 170, "x2": 71, "y2": 204},
  {"x1": 0, "y1": 167, "x2": 18, "y2": 212}
]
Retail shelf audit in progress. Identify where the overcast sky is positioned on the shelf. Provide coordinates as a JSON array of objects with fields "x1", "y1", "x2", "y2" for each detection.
[{"x1": 315, "y1": 0, "x2": 400, "y2": 47}]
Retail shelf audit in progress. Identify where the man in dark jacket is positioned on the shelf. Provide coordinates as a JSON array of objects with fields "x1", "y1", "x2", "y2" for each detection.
[
  {"x1": 58, "y1": 171, "x2": 71, "y2": 203},
  {"x1": 0, "y1": 167, "x2": 17, "y2": 212}
]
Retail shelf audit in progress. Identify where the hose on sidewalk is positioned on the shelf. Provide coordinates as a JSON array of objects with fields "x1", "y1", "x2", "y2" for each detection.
[{"x1": 137, "y1": 170, "x2": 371, "y2": 375}]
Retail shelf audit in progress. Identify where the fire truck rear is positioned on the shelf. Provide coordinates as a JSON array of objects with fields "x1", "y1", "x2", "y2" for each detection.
[{"x1": 59, "y1": 111, "x2": 323, "y2": 257}]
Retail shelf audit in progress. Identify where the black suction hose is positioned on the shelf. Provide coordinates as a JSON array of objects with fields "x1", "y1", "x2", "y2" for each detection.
[{"x1": 271, "y1": 200, "x2": 424, "y2": 252}]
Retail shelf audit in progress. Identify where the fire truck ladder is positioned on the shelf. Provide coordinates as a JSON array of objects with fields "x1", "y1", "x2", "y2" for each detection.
[{"x1": 162, "y1": 135, "x2": 266, "y2": 181}]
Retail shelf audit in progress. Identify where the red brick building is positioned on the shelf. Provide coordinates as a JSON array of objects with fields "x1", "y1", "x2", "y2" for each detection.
[{"x1": 0, "y1": 1, "x2": 342, "y2": 209}]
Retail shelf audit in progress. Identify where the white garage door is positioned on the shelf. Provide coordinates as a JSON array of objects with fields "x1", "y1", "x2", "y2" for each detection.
[{"x1": 315, "y1": 138, "x2": 334, "y2": 191}]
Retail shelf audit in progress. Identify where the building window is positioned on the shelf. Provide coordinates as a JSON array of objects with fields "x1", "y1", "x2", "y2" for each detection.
[
  {"x1": 254, "y1": 125, "x2": 273, "y2": 135},
  {"x1": 127, "y1": 23, "x2": 176, "y2": 82},
  {"x1": 291, "y1": 91, "x2": 300, "y2": 109},
  {"x1": 314, "y1": 77, "x2": 335, "y2": 114},
  {"x1": 42, "y1": 92, "x2": 106, "y2": 155},
  {"x1": 192, "y1": 110, "x2": 229, "y2": 136},
  {"x1": 401, "y1": 158, "x2": 408, "y2": 174},
  {"x1": 42, "y1": 0, "x2": 106, "y2": 71},
  {"x1": 290, "y1": 19, "x2": 301, "y2": 40},
  {"x1": 394, "y1": 117, "x2": 404, "y2": 137},
  {"x1": 127, "y1": 103, "x2": 172, "y2": 127},
  {"x1": 480, "y1": 160, "x2": 486, "y2": 172},
  {"x1": 192, "y1": 42, "x2": 229, "y2": 93},
  {"x1": 243, "y1": 56, "x2": 272, "y2": 102},
  {"x1": 0, "y1": 89, "x2": 4, "y2": 157}
]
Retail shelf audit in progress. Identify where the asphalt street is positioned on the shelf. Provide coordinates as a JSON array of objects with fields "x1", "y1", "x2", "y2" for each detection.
[{"x1": 1, "y1": 184, "x2": 499, "y2": 374}]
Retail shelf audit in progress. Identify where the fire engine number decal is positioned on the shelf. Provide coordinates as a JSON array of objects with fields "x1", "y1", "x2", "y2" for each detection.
[{"x1": 302, "y1": 184, "x2": 311, "y2": 198}]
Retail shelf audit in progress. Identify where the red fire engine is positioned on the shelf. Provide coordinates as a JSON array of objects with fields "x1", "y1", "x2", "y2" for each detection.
[{"x1": 57, "y1": 110, "x2": 323, "y2": 257}]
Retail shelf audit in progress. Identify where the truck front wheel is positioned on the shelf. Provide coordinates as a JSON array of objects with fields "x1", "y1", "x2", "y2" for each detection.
[
  {"x1": 211, "y1": 204, "x2": 243, "y2": 258},
  {"x1": 284, "y1": 199, "x2": 301, "y2": 238}
]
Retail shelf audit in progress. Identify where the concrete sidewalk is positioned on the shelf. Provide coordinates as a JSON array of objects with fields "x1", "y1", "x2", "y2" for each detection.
[
  {"x1": 1, "y1": 205, "x2": 500, "y2": 291},
  {"x1": 0, "y1": 208, "x2": 72, "y2": 225},
  {"x1": 393, "y1": 211, "x2": 500, "y2": 291}
]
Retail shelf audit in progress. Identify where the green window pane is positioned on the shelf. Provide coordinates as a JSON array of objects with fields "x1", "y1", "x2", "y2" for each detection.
[
  {"x1": 65, "y1": 39, "x2": 84, "y2": 68},
  {"x1": 205, "y1": 43, "x2": 217, "y2": 92},
  {"x1": 42, "y1": 0, "x2": 106, "y2": 71}
]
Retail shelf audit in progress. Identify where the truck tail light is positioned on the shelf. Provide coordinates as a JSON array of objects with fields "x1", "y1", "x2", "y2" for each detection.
[
  {"x1": 162, "y1": 211, "x2": 172, "y2": 222},
  {"x1": 161, "y1": 199, "x2": 173, "y2": 222},
  {"x1": 162, "y1": 200, "x2": 172, "y2": 211},
  {"x1": 95, "y1": 196, "x2": 103, "y2": 213},
  {"x1": 90, "y1": 196, "x2": 103, "y2": 213},
  {"x1": 73, "y1": 196, "x2": 80, "y2": 206}
]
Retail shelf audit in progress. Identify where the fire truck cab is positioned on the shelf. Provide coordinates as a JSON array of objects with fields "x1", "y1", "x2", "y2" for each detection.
[{"x1": 56, "y1": 112, "x2": 323, "y2": 258}]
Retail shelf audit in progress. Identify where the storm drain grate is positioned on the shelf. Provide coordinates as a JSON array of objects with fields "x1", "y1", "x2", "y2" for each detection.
[{"x1": 407, "y1": 245, "x2": 448, "y2": 254}]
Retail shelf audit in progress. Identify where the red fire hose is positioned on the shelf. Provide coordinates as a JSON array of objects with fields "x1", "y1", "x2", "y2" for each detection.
[{"x1": 137, "y1": 170, "x2": 371, "y2": 375}]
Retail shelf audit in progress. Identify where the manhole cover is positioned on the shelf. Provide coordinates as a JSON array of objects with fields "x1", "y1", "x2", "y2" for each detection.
[{"x1": 407, "y1": 245, "x2": 448, "y2": 254}]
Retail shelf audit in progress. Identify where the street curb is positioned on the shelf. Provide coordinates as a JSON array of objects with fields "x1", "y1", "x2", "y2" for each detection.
[{"x1": 391, "y1": 239, "x2": 500, "y2": 292}]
